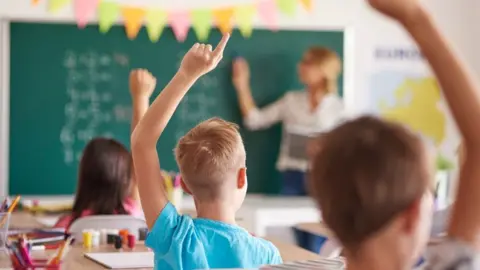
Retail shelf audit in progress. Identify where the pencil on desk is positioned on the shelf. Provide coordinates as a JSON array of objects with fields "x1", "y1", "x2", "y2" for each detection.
[
  {"x1": 0, "y1": 195, "x2": 20, "y2": 227},
  {"x1": 7, "y1": 196, "x2": 20, "y2": 213}
]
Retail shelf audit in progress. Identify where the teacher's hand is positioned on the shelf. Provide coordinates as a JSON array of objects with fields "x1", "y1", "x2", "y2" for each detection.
[{"x1": 232, "y1": 57, "x2": 250, "y2": 91}]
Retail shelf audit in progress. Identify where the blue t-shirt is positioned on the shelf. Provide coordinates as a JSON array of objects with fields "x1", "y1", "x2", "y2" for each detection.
[{"x1": 146, "y1": 203, "x2": 283, "y2": 270}]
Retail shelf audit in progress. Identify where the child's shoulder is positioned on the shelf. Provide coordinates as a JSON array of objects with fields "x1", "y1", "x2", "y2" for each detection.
[
  {"x1": 426, "y1": 239, "x2": 479, "y2": 269},
  {"x1": 53, "y1": 214, "x2": 73, "y2": 229},
  {"x1": 123, "y1": 197, "x2": 144, "y2": 218},
  {"x1": 247, "y1": 236, "x2": 282, "y2": 264}
]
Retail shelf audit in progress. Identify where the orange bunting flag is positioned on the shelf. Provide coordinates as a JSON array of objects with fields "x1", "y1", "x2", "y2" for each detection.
[
  {"x1": 145, "y1": 9, "x2": 168, "y2": 42},
  {"x1": 32, "y1": 0, "x2": 41, "y2": 6},
  {"x1": 234, "y1": 5, "x2": 256, "y2": 38},
  {"x1": 213, "y1": 8, "x2": 234, "y2": 35},
  {"x1": 300, "y1": 0, "x2": 313, "y2": 12},
  {"x1": 191, "y1": 9, "x2": 212, "y2": 41},
  {"x1": 169, "y1": 11, "x2": 190, "y2": 42},
  {"x1": 121, "y1": 7, "x2": 146, "y2": 40}
]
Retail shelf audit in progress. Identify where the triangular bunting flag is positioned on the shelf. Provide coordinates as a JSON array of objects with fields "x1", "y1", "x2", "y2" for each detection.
[
  {"x1": 121, "y1": 7, "x2": 146, "y2": 40},
  {"x1": 98, "y1": 1, "x2": 120, "y2": 33},
  {"x1": 191, "y1": 9, "x2": 212, "y2": 41},
  {"x1": 234, "y1": 5, "x2": 256, "y2": 38},
  {"x1": 275, "y1": 0, "x2": 297, "y2": 17},
  {"x1": 74, "y1": 0, "x2": 99, "y2": 28},
  {"x1": 169, "y1": 11, "x2": 190, "y2": 42},
  {"x1": 300, "y1": 0, "x2": 313, "y2": 12},
  {"x1": 32, "y1": 0, "x2": 40, "y2": 6},
  {"x1": 145, "y1": 9, "x2": 168, "y2": 42},
  {"x1": 258, "y1": 0, "x2": 278, "y2": 31},
  {"x1": 213, "y1": 8, "x2": 234, "y2": 35},
  {"x1": 48, "y1": 0, "x2": 71, "y2": 13}
]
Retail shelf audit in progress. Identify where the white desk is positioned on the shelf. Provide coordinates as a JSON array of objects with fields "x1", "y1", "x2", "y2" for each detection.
[
  {"x1": 20, "y1": 194, "x2": 320, "y2": 237},
  {"x1": 183, "y1": 195, "x2": 320, "y2": 237}
]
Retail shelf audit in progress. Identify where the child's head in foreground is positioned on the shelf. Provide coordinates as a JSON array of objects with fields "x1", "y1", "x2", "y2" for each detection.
[
  {"x1": 311, "y1": 116, "x2": 434, "y2": 265},
  {"x1": 72, "y1": 137, "x2": 133, "y2": 223},
  {"x1": 175, "y1": 117, "x2": 247, "y2": 209}
]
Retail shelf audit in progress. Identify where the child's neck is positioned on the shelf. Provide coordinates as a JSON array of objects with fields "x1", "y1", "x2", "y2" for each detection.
[
  {"x1": 195, "y1": 201, "x2": 236, "y2": 225},
  {"x1": 345, "y1": 245, "x2": 408, "y2": 270}
]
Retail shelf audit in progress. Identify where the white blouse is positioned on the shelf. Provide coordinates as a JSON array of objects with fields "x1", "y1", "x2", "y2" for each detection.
[{"x1": 244, "y1": 91, "x2": 345, "y2": 172}]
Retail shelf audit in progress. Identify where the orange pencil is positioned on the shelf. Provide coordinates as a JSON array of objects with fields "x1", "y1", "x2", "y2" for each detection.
[
  {"x1": 6, "y1": 196, "x2": 20, "y2": 213},
  {"x1": 0, "y1": 196, "x2": 20, "y2": 227}
]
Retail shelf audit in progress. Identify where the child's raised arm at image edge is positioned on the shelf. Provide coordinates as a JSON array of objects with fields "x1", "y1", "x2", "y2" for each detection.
[{"x1": 370, "y1": 0, "x2": 480, "y2": 251}]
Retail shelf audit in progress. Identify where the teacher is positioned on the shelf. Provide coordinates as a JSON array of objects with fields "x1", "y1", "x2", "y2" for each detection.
[{"x1": 232, "y1": 47, "x2": 345, "y2": 196}]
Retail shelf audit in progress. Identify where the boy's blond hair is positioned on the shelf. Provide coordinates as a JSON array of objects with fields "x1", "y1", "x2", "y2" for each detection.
[{"x1": 174, "y1": 117, "x2": 246, "y2": 201}]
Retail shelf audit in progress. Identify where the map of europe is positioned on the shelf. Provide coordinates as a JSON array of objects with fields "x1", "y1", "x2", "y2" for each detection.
[{"x1": 370, "y1": 71, "x2": 446, "y2": 147}]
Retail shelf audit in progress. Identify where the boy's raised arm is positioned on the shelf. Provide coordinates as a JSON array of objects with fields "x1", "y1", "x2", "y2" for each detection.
[
  {"x1": 131, "y1": 34, "x2": 230, "y2": 229},
  {"x1": 368, "y1": 0, "x2": 480, "y2": 248}
]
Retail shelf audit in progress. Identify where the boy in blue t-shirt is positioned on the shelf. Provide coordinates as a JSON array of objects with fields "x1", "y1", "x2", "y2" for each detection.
[{"x1": 131, "y1": 34, "x2": 282, "y2": 269}]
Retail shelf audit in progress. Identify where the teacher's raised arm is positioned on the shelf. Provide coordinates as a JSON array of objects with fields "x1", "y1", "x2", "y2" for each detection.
[
  {"x1": 232, "y1": 57, "x2": 286, "y2": 130},
  {"x1": 231, "y1": 47, "x2": 345, "y2": 197}
]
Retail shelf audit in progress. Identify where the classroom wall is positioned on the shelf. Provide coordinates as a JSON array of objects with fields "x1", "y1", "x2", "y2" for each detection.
[{"x1": 0, "y1": 0, "x2": 477, "y2": 196}]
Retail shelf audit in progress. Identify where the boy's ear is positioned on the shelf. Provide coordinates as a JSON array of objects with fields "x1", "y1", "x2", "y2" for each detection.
[
  {"x1": 401, "y1": 198, "x2": 422, "y2": 234},
  {"x1": 237, "y1": 167, "x2": 247, "y2": 189},
  {"x1": 181, "y1": 178, "x2": 192, "y2": 195}
]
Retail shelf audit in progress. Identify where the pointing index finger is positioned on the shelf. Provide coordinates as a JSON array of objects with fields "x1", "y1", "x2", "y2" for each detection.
[{"x1": 212, "y1": 33, "x2": 230, "y2": 59}]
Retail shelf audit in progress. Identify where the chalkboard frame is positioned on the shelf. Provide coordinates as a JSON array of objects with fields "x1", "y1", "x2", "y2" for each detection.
[{"x1": 0, "y1": 19, "x2": 355, "y2": 196}]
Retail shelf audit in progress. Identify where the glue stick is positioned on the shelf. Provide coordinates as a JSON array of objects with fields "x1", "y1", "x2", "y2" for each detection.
[
  {"x1": 91, "y1": 230, "x2": 100, "y2": 247},
  {"x1": 82, "y1": 230, "x2": 92, "y2": 248}
]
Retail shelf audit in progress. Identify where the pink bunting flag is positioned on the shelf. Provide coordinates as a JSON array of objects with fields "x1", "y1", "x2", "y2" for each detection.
[
  {"x1": 74, "y1": 0, "x2": 99, "y2": 28},
  {"x1": 169, "y1": 11, "x2": 190, "y2": 42},
  {"x1": 258, "y1": 0, "x2": 278, "y2": 31}
]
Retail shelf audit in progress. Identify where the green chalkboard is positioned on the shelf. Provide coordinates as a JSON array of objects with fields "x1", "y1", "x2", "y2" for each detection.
[{"x1": 9, "y1": 22, "x2": 344, "y2": 195}]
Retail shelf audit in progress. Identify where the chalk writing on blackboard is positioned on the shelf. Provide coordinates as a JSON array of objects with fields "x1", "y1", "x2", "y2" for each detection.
[{"x1": 60, "y1": 50, "x2": 129, "y2": 165}]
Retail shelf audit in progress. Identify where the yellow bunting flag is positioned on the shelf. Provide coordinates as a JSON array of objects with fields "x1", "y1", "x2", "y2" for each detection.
[
  {"x1": 145, "y1": 9, "x2": 168, "y2": 42},
  {"x1": 213, "y1": 8, "x2": 234, "y2": 35},
  {"x1": 48, "y1": 0, "x2": 71, "y2": 13},
  {"x1": 121, "y1": 7, "x2": 146, "y2": 40},
  {"x1": 275, "y1": 0, "x2": 297, "y2": 17},
  {"x1": 191, "y1": 9, "x2": 212, "y2": 41},
  {"x1": 300, "y1": 0, "x2": 313, "y2": 12},
  {"x1": 234, "y1": 5, "x2": 256, "y2": 38},
  {"x1": 98, "y1": 1, "x2": 120, "y2": 33}
]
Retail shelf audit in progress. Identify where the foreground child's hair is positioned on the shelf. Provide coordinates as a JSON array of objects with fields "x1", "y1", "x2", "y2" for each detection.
[
  {"x1": 174, "y1": 117, "x2": 246, "y2": 201},
  {"x1": 71, "y1": 137, "x2": 132, "y2": 225},
  {"x1": 310, "y1": 116, "x2": 431, "y2": 251}
]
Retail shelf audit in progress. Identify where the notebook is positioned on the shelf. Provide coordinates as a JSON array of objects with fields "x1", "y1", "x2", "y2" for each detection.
[
  {"x1": 36, "y1": 216, "x2": 61, "y2": 227},
  {"x1": 84, "y1": 252, "x2": 154, "y2": 269},
  {"x1": 261, "y1": 258, "x2": 345, "y2": 269}
]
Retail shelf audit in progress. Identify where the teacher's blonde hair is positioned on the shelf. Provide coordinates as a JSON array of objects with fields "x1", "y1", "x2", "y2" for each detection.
[{"x1": 307, "y1": 47, "x2": 342, "y2": 94}]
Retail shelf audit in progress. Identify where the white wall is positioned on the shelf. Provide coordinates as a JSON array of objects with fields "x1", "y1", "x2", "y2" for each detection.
[{"x1": 0, "y1": 0, "x2": 477, "y2": 196}]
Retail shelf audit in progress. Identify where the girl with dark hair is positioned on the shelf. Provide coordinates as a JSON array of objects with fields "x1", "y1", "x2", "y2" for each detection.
[
  {"x1": 54, "y1": 138, "x2": 141, "y2": 228},
  {"x1": 54, "y1": 69, "x2": 156, "y2": 229}
]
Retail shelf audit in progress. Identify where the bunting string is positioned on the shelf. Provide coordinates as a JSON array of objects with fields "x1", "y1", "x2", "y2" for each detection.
[{"x1": 42, "y1": 0, "x2": 311, "y2": 42}]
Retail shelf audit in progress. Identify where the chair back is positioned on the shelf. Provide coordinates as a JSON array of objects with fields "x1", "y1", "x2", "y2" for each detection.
[{"x1": 69, "y1": 215, "x2": 147, "y2": 243}]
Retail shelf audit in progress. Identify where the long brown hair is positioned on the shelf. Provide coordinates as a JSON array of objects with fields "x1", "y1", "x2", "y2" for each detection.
[{"x1": 70, "y1": 138, "x2": 132, "y2": 226}]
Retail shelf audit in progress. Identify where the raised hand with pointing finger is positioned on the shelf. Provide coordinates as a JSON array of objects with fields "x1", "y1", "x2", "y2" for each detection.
[{"x1": 179, "y1": 33, "x2": 230, "y2": 79}]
